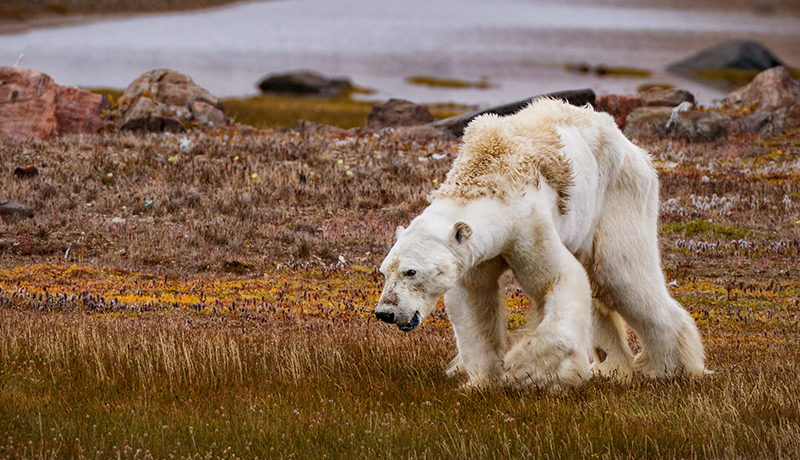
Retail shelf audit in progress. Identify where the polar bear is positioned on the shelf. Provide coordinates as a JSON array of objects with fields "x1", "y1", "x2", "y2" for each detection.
[{"x1": 374, "y1": 98, "x2": 705, "y2": 391}]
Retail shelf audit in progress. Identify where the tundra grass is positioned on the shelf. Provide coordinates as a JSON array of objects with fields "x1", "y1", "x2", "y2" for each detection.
[
  {"x1": 0, "y1": 265, "x2": 799, "y2": 460},
  {"x1": 1, "y1": 130, "x2": 799, "y2": 458},
  {"x1": 405, "y1": 76, "x2": 494, "y2": 90},
  {"x1": 221, "y1": 95, "x2": 467, "y2": 129},
  {"x1": 85, "y1": 90, "x2": 468, "y2": 129}
]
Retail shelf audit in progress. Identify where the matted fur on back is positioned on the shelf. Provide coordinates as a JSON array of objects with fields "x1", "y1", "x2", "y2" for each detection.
[{"x1": 433, "y1": 98, "x2": 596, "y2": 214}]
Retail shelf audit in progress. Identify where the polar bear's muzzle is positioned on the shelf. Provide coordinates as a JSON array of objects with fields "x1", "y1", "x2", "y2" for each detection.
[
  {"x1": 396, "y1": 311, "x2": 421, "y2": 332},
  {"x1": 374, "y1": 306, "x2": 421, "y2": 332}
]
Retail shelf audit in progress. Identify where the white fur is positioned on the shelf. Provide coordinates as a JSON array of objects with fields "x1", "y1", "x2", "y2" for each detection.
[{"x1": 376, "y1": 99, "x2": 706, "y2": 391}]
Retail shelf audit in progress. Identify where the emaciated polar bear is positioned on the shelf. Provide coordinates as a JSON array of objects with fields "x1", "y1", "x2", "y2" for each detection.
[{"x1": 374, "y1": 98, "x2": 705, "y2": 391}]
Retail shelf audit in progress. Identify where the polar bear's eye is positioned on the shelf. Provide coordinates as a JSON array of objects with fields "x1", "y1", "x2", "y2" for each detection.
[{"x1": 403, "y1": 269, "x2": 417, "y2": 278}]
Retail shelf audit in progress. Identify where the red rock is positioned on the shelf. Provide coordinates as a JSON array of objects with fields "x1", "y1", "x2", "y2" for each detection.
[
  {"x1": 55, "y1": 85, "x2": 109, "y2": 135},
  {"x1": 0, "y1": 67, "x2": 58, "y2": 141},
  {"x1": 0, "y1": 67, "x2": 108, "y2": 141},
  {"x1": 594, "y1": 94, "x2": 644, "y2": 129}
]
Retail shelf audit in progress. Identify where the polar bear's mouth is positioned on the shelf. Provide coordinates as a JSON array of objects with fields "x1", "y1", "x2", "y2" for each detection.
[{"x1": 397, "y1": 311, "x2": 421, "y2": 332}]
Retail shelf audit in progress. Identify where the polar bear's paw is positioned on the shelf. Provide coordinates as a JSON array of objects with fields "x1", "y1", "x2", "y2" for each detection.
[
  {"x1": 445, "y1": 354, "x2": 466, "y2": 378},
  {"x1": 459, "y1": 373, "x2": 504, "y2": 392},
  {"x1": 502, "y1": 337, "x2": 590, "y2": 391}
]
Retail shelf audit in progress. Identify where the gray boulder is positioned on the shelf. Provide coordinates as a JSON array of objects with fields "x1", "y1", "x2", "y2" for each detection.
[
  {"x1": 624, "y1": 107, "x2": 728, "y2": 142},
  {"x1": 118, "y1": 69, "x2": 228, "y2": 131},
  {"x1": 120, "y1": 97, "x2": 185, "y2": 133},
  {"x1": 258, "y1": 71, "x2": 354, "y2": 96}
]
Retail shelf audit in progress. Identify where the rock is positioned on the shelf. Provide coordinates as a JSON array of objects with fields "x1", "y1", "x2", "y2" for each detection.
[
  {"x1": 639, "y1": 87, "x2": 695, "y2": 107},
  {"x1": 390, "y1": 125, "x2": 456, "y2": 141},
  {"x1": 13, "y1": 166, "x2": 39, "y2": 178},
  {"x1": 289, "y1": 120, "x2": 349, "y2": 137},
  {"x1": 594, "y1": 94, "x2": 644, "y2": 129},
  {"x1": 721, "y1": 67, "x2": 800, "y2": 136},
  {"x1": 0, "y1": 199, "x2": 34, "y2": 222},
  {"x1": 118, "y1": 69, "x2": 228, "y2": 131},
  {"x1": 257, "y1": 71, "x2": 354, "y2": 96},
  {"x1": 190, "y1": 100, "x2": 227, "y2": 127},
  {"x1": 0, "y1": 67, "x2": 108, "y2": 141},
  {"x1": 430, "y1": 88, "x2": 595, "y2": 137},
  {"x1": 122, "y1": 69, "x2": 223, "y2": 110},
  {"x1": 721, "y1": 66, "x2": 800, "y2": 112},
  {"x1": 55, "y1": 85, "x2": 109, "y2": 134},
  {"x1": 0, "y1": 67, "x2": 58, "y2": 141},
  {"x1": 624, "y1": 106, "x2": 729, "y2": 142},
  {"x1": 367, "y1": 99, "x2": 435, "y2": 128},
  {"x1": 120, "y1": 97, "x2": 185, "y2": 133},
  {"x1": 667, "y1": 40, "x2": 787, "y2": 91}
]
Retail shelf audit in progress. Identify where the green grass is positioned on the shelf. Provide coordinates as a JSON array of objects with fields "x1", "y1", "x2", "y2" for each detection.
[
  {"x1": 405, "y1": 76, "x2": 493, "y2": 90},
  {"x1": 223, "y1": 95, "x2": 466, "y2": 129},
  {"x1": 690, "y1": 68, "x2": 800, "y2": 89},
  {"x1": 661, "y1": 219, "x2": 755, "y2": 240},
  {"x1": 87, "y1": 88, "x2": 468, "y2": 130},
  {"x1": 87, "y1": 88, "x2": 123, "y2": 104}
]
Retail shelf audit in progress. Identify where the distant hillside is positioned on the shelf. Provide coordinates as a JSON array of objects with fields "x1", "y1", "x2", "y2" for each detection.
[{"x1": 0, "y1": 0, "x2": 251, "y2": 32}]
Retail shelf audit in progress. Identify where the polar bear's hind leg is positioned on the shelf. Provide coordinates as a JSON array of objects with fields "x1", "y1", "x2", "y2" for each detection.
[
  {"x1": 590, "y1": 143, "x2": 705, "y2": 377},
  {"x1": 590, "y1": 298, "x2": 635, "y2": 378}
]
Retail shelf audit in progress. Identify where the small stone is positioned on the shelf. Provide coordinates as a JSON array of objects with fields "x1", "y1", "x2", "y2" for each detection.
[
  {"x1": 0, "y1": 199, "x2": 34, "y2": 222},
  {"x1": 13, "y1": 166, "x2": 39, "y2": 178},
  {"x1": 367, "y1": 99, "x2": 435, "y2": 129},
  {"x1": 638, "y1": 87, "x2": 695, "y2": 107}
]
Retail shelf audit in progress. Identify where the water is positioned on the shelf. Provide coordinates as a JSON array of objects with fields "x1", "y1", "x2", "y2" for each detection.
[{"x1": 1, "y1": 0, "x2": 799, "y2": 105}]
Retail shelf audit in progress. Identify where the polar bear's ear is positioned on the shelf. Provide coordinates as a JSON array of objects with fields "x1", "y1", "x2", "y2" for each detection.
[
  {"x1": 452, "y1": 222, "x2": 472, "y2": 244},
  {"x1": 395, "y1": 226, "x2": 405, "y2": 240}
]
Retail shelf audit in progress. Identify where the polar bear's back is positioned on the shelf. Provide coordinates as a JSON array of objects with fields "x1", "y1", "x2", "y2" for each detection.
[{"x1": 434, "y1": 98, "x2": 626, "y2": 213}]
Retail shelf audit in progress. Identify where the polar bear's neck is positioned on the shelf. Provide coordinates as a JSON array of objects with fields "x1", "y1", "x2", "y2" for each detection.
[{"x1": 419, "y1": 197, "x2": 514, "y2": 272}]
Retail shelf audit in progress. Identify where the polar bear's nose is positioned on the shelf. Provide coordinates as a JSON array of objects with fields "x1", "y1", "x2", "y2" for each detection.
[{"x1": 375, "y1": 311, "x2": 396, "y2": 324}]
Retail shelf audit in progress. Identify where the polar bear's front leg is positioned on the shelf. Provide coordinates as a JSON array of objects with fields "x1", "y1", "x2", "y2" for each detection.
[
  {"x1": 502, "y1": 235, "x2": 593, "y2": 391},
  {"x1": 444, "y1": 256, "x2": 508, "y2": 389}
]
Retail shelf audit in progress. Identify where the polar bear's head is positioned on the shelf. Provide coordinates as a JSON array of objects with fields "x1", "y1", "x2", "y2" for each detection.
[{"x1": 375, "y1": 221, "x2": 472, "y2": 332}]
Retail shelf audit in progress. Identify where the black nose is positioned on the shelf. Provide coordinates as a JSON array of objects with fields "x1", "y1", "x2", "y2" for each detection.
[{"x1": 375, "y1": 311, "x2": 396, "y2": 324}]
